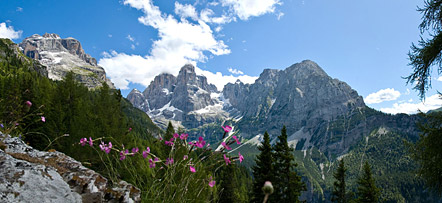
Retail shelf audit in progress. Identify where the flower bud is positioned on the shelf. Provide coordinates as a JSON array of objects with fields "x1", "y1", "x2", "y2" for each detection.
[{"x1": 262, "y1": 181, "x2": 274, "y2": 195}]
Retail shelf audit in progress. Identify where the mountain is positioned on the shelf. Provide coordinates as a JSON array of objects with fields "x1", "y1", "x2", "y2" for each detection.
[
  {"x1": 18, "y1": 33, "x2": 114, "y2": 89},
  {"x1": 127, "y1": 60, "x2": 436, "y2": 202},
  {"x1": 127, "y1": 64, "x2": 225, "y2": 129}
]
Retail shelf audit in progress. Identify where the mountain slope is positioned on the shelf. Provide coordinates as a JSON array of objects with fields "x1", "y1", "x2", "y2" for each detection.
[{"x1": 19, "y1": 33, "x2": 114, "y2": 89}]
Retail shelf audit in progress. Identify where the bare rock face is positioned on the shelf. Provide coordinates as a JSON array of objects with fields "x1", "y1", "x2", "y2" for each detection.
[
  {"x1": 127, "y1": 64, "x2": 224, "y2": 129},
  {"x1": 0, "y1": 134, "x2": 141, "y2": 202},
  {"x1": 19, "y1": 33, "x2": 114, "y2": 89}
]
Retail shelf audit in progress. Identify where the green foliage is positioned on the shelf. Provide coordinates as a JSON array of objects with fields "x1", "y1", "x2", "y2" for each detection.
[
  {"x1": 355, "y1": 162, "x2": 380, "y2": 203},
  {"x1": 332, "y1": 159, "x2": 351, "y2": 203},
  {"x1": 409, "y1": 111, "x2": 442, "y2": 195},
  {"x1": 407, "y1": 0, "x2": 442, "y2": 98},
  {"x1": 273, "y1": 126, "x2": 306, "y2": 202},
  {"x1": 251, "y1": 131, "x2": 274, "y2": 203}
]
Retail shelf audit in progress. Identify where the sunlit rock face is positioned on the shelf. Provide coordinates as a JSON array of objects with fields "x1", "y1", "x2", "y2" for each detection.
[
  {"x1": 19, "y1": 33, "x2": 114, "y2": 89},
  {"x1": 0, "y1": 134, "x2": 141, "y2": 202},
  {"x1": 127, "y1": 64, "x2": 226, "y2": 129}
]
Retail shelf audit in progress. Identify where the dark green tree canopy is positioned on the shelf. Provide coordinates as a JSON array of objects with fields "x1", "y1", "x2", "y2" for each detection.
[
  {"x1": 408, "y1": 0, "x2": 442, "y2": 98},
  {"x1": 251, "y1": 131, "x2": 274, "y2": 203},
  {"x1": 332, "y1": 159, "x2": 349, "y2": 203},
  {"x1": 356, "y1": 162, "x2": 380, "y2": 203},
  {"x1": 273, "y1": 126, "x2": 305, "y2": 203}
]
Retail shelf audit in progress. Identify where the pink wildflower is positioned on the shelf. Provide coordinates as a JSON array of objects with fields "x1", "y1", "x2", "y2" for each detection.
[
  {"x1": 180, "y1": 133, "x2": 188, "y2": 140},
  {"x1": 25, "y1": 101, "x2": 32, "y2": 107},
  {"x1": 166, "y1": 158, "x2": 174, "y2": 165},
  {"x1": 149, "y1": 158, "x2": 155, "y2": 168},
  {"x1": 79, "y1": 138, "x2": 87, "y2": 146},
  {"x1": 232, "y1": 135, "x2": 241, "y2": 145},
  {"x1": 223, "y1": 154, "x2": 231, "y2": 165},
  {"x1": 128, "y1": 127, "x2": 132, "y2": 132},
  {"x1": 88, "y1": 137, "x2": 93, "y2": 146},
  {"x1": 222, "y1": 125, "x2": 232, "y2": 133},
  {"x1": 132, "y1": 147, "x2": 139, "y2": 155},
  {"x1": 190, "y1": 165, "x2": 196, "y2": 173},
  {"x1": 221, "y1": 142, "x2": 232, "y2": 150},
  {"x1": 99, "y1": 142, "x2": 106, "y2": 151},
  {"x1": 165, "y1": 138, "x2": 174, "y2": 146},
  {"x1": 183, "y1": 155, "x2": 188, "y2": 160},
  {"x1": 120, "y1": 149, "x2": 128, "y2": 160},
  {"x1": 99, "y1": 141, "x2": 112, "y2": 154},
  {"x1": 41, "y1": 116, "x2": 46, "y2": 122},
  {"x1": 142, "y1": 151, "x2": 149, "y2": 159},
  {"x1": 173, "y1": 133, "x2": 180, "y2": 139},
  {"x1": 208, "y1": 177, "x2": 216, "y2": 187},
  {"x1": 195, "y1": 136, "x2": 206, "y2": 148},
  {"x1": 239, "y1": 152, "x2": 244, "y2": 163}
]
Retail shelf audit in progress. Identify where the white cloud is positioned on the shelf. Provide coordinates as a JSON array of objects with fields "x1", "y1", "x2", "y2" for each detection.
[
  {"x1": 228, "y1": 68, "x2": 244, "y2": 75},
  {"x1": 131, "y1": 44, "x2": 136, "y2": 50},
  {"x1": 16, "y1": 7, "x2": 23, "y2": 12},
  {"x1": 220, "y1": 0, "x2": 281, "y2": 20},
  {"x1": 99, "y1": 0, "x2": 230, "y2": 89},
  {"x1": 276, "y1": 12, "x2": 284, "y2": 20},
  {"x1": 0, "y1": 22, "x2": 22, "y2": 40},
  {"x1": 108, "y1": 34, "x2": 113, "y2": 38},
  {"x1": 438, "y1": 76, "x2": 442, "y2": 81},
  {"x1": 381, "y1": 94, "x2": 442, "y2": 114},
  {"x1": 126, "y1": 34, "x2": 135, "y2": 42},
  {"x1": 200, "y1": 8, "x2": 235, "y2": 24},
  {"x1": 174, "y1": 2, "x2": 198, "y2": 20},
  {"x1": 196, "y1": 68, "x2": 258, "y2": 90},
  {"x1": 99, "y1": 0, "x2": 277, "y2": 90},
  {"x1": 365, "y1": 88, "x2": 401, "y2": 104}
]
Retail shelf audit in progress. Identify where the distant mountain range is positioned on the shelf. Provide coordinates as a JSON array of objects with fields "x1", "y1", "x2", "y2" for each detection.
[
  {"x1": 128, "y1": 61, "x2": 420, "y2": 156},
  {"x1": 127, "y1": 60, "x2": 437, "y2": 201},
  {"x1": 4, "y1": 33, "x2": 439, "y2": 202}
]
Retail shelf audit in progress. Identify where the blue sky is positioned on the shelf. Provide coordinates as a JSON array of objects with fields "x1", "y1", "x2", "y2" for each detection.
[{"x1": 1, "y1": 0, "x2": 441, "y2": 114}]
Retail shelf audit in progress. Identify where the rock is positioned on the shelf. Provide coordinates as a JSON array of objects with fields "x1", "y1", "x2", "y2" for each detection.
[
  {"x1": 0, "y1": 38, "x2": 48, "y2": 77},
  {"x1": 0, "y1": 134, "x2": 141, "y2": 202},
  {"x1": 127, "y1": 64, "x2": 223, "y2": 129},
  {"x1": 18, "y1": 33, "x2": 114, "y2": 89}
]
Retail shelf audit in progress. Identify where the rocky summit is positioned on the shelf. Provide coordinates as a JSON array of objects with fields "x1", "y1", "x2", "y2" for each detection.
[
  {"x1": 19, "y1": 33, "x2": 114, "y2": 89},
  {"x1": 128, "y1": 60, "x2": 420, "y2": 157},
  {"x1": 127, "y1": 64, "x2": 226, "y2": 129}
]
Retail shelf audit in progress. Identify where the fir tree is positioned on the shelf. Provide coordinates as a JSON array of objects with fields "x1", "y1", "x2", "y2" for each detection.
[
  {"x1": 218, "y1": 163, "x2": 241, "y2": 203},
  {"x1": 409, "y1": 111, "x2": 442, "y2": 195},
  {"x1": 273, "y1": 126, "x2": 306, "y2": 202},
  {"x1": 332, "y1": 159, "x2": 349, "y2": 203},
  {"x1": 251, "y1": 131, "x2": 274, "y2": 203},
  {"x1": 356, "y1": 162, "x2": 380, "y2": 203}
]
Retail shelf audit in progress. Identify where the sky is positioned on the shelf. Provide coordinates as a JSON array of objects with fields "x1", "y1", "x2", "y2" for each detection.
[{"x1": 1, "y1": 0, "x2": 441, "y2": 114}]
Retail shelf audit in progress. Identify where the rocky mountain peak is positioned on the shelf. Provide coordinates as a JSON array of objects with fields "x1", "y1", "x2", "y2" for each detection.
[
  {"x1": 285, "y1": 60, "x2": 328, "y2": 78},
  {"x1": 18, "y1": 33, "x2": 113, "y2": 89},
  {"x1": 177, "y1": 64, "x2": 197, "y2": 85},
  {"x1": 42, "y1": 33, "x2": 61, "y2": 39},
  {"x1": 127, "y1": 64, "x2": 222, "y2": 128}
]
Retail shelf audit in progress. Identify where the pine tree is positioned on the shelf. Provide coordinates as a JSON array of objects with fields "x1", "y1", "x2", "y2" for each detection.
[
  {"x1": 356, "y1": 162, "x2": 380, "y2": 203},
  {"x1": 251, "y1": 131, "x2": 274, "y2": 203},
  {"x1": 273, "y1": 126, "x2": 306, "y2": 202},
  {"x1": 332, "y1": 159, "x2": 349, "y2": 203},
  {"x1": 218, "y1": 163, "x2": 241, "y2": 203}
]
